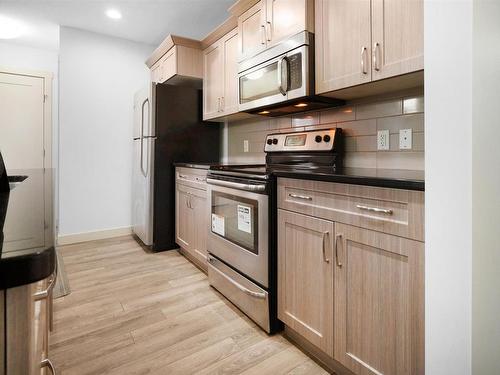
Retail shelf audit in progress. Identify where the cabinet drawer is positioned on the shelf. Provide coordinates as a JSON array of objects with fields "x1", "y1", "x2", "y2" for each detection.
[
  {"x1": 278, "y1": 178, "x2": 424, "y2": 241},
  {"x1": 176, "y1": 167, "x2": 208, "y2": 190}
]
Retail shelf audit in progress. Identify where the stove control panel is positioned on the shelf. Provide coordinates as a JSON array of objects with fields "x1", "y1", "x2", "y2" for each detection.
[{"x1": 264, "y1": 129, "x2": 339, "y2": 152}]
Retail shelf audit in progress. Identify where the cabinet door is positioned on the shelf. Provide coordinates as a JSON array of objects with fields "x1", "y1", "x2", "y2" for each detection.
[
  {"x1": 238, "y1": 0, "x2": 266, "y2": 61},
  {"x1": 160, "y1": 48, "x2": 177, "y2": 83},
  {"x1": 176, "y1": 186, "x2": 192, "y2": 250},
  {"x1": 315, "y1": 0, "x2": 372, "y2": 93},
  {"x1": 277, "y1": 209, "x2": 334, "y2": 356},
  {"x1": 266, "y1": 0, "x2": 312, "y2": 47},
  {"x1": 371, "y1": 0, "x2": 424, "y2": 81},
  {"x1": 334, "y1": 223, "x2": 424, "y2": 375},
  {"x1": 221, "y1": 29, "x2": 239, "y2": 116},
  {"x1": 191, "y1": 192, "x2": 209, "y2": 264},
  {"x1": 203, "y1": 42, "x2": 223, "y2": 120}
]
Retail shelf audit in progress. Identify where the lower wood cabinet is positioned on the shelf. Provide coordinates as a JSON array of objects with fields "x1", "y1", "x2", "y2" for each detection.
[
  {"x1": 334, "y1": 223, "x2": 424, "y2": 375},
  {"x1": 175, "y1": 171, "x2": 209, "y2": 268},
  {"x1": 277, "y1": 209, "x2": 334, "y2": 356},
  {"x1": 1, "y1": 274, "x2": 55, "y2": 375},
  {"x1": 277, "y1": 180, "x2": 424, "y2": 375}
]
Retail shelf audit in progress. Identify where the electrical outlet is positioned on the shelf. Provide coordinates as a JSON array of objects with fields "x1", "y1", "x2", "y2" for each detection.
[
  {"x1": 243, "y1": 140, "x2": 249, "y2": 153},
  {"x1": 377, "y1": 130, "x2": 390, "y2": 151},
  {"x1": 399, "y1": 129, "x2": 412, "y2": 150}
]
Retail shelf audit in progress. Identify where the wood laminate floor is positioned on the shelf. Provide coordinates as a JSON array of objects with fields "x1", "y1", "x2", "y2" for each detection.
[{"x1": 52, "y1": 236, "x2": 329, "y2": 375}]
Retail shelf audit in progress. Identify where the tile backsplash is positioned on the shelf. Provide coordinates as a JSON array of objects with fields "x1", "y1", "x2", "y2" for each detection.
[{"x1": 226, "y1": 92, "x2": 424, "y2": 170}]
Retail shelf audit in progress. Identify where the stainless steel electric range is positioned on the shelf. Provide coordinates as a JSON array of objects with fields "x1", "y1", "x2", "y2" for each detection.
[{"x1": 206, "y1": 128, "x2": 343, "y2": 333}]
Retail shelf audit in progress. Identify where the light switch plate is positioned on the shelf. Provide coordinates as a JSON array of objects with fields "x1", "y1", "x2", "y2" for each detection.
[
  {"x1": 243, "y1": 140, "x2": 249, "y2": 153},
  {"x1": 377, "y1": 130, "x2": 390, "y2": 151},
  {"x1": 399, "y1": 129, "x2": 413, "y2": 150}
]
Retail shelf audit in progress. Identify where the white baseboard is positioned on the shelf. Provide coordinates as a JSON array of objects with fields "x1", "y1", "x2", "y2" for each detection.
[{"x1": 57, "y1": 226, "x2": 132, "y2": 246}]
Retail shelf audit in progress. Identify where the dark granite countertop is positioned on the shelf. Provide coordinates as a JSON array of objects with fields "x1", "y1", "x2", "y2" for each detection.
[
  {"x1": 0, "y1": 169, "x2": 56, "y2": 290},
  {"x1": 273, "y1": 167, "x2": 425, "y2": 191},
  {"x1": 173, "y1": 162, "x2": 219, "y2": 170}
]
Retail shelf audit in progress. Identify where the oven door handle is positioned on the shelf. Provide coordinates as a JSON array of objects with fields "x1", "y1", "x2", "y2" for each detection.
[
  {"x1": 208, "y1": 256, "x2": 267, "y2": 299},
  {"x1": 206, "y1": 178, "x2": 266, "y2": 193}
]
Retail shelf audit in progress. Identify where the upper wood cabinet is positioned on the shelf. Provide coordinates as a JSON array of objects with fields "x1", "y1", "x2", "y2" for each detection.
[
  {"x1": 371, "y1": 0, "x2": 424, "y2": 81},
  {"x1": 315, "y1": 0, "x2": 423, "y2": 94},
  {"x1": 277, "y1": 209, "x2": 334, "y2": 357},
  {"x1": 238, "y1": 0, "x2": 314, "y2": 61},
  {"x1": 203, "y1": 28, "x2": 239, "y2": 121},
  {"x1": 333, "y1": 223, "x2": 424, "y2": 375},
  {"x1": 147, "y1": 36, "x2": 203, "y2": 85}
]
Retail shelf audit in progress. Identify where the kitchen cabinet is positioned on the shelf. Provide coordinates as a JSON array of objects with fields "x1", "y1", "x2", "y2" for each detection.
[
  {"x1": 333, "y1": 223, "x2": 424, "y2": 375},
  {"x1": 237, "y1": 0, "x2": 313, "y2": 61},
  {"x1": 149, "y1": 44, "x2": 203, "y2": 85},
  {"x1": 237, "y1": 1, "x2": 266, "y2": 61},
  {"x1": 203, "y1": 28, "x2": 239, "y2": 120},
  {"x1": 277, "y1": 209, "x2": 334, "y2": 357},
  {"x1": 3, "y1": 273, "x2": 56, "y2": 375},
  {"x1": 277, "y1": 177, "x2": 424, "y2": 374},
  {"x1": 175, "y1": 167, "x2": 210, "y2": 269},
  {"x1": 315, "y1": 0, "x2": 423, "y2": 94},
  {"x1": 371, "y1": 0, "x2": 424, "y2": 81}
]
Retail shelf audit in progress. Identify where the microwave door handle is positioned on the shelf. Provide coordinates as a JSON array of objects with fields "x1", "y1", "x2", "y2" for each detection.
[{"x1": 278, "y1": 57, "x2": 288, "y2": 96}]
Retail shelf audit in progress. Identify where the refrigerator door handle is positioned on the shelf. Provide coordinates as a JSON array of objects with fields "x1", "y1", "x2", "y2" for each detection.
[{"x1": 140, "y1": 98, "x2": 149, "y2": 177}]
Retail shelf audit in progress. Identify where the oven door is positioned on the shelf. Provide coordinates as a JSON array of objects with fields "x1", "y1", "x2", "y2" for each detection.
[
  {"x1": 238, "y1": 44, "x2": 309, "y2": 112},
  {"x1": 207, "y1": 180, "x2": 269, "y2": 288}
]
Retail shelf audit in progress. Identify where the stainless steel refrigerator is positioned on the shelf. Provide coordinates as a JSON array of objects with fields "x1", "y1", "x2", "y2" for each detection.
[{"x1": 132, "y1": 83, "x2": 220, "y2": 251}]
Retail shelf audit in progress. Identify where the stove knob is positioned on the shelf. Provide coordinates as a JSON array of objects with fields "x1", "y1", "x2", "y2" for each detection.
[
  {"x1": 272, "y1": 138, "x2": 278, "y2": 145},
  {"x1": 323, "y1": 134, "x2": 331, "y2": 143},
  {"x1": 267, "y1": 139, "x2": 273, "y2": 145},
  {"x1": 315, "y1": 135, "x2": 322, "y2": 143}
]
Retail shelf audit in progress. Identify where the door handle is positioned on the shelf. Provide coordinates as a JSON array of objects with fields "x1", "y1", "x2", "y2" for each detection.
[
  {"x1": 373, "y1": 42, "x2": 381, "y2": 71},
  {"x1": 361, "y1": 46, "x2": 368, "y2": 74},
  {"x1": 261, "y1": 25, "x2": 266, "y2": 45},
  {"x1": 41, "y1": 358, "x2": 56, "y2": 374},
  {"x1": 335, "y1": 233, "x2": 343, "y2": 268},
  {"x1": 266, "y1": 21, "x2": 272, "y2": 42},
  {"x1": 322, "y1": 231, "x2": 330, "y2": 263},
  {"x1": 288, "y1": 193, "x2": 312, "y2": 201},
  {"x1": 277, "y1": 56, "x2": 289, "y2": 96},
  {"x1": 34, "y1": 262, "x2": 57, "y2": 301}
]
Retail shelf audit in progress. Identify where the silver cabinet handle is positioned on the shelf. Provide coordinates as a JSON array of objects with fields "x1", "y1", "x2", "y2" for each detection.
[
  {"x1": 41, "y1": 358, "x2": 56, "y2": 374},
  {"x1": 361, "y1": 46, "x2": 368, "y2": 74},
  {"x1": 34, "y1": 262, "x2": 57, "y2": 301},
  {"x1": 208, "y1": 256, "x2": 266, "y2": 299},
  {"x1": 261, "y1": 24, "x2": 266, "y2": 45},
  {"x1": 221, "y1": 96, "x2": 225, "y2": 112},
  {"x1": 207, "y1": 178, "x2": 266, "y2": 192},
  {"x1": 195, "y1": 177, "x2": 206, "y2": 182},
  {"x1": 356, "y1": 204, "x2": 393, "y2": 215},
  {"x1": 217, "y1": 97, "x2": 221, "y2": 112},
  {"x1": 335, "y1": 233, "x2": 343, "y2": 268},
  {"x1": 179, "y1": 174, "x2": 189, "y2": 179},
  {"x1": 373, "y1": 42, "x2": 381, "y2": 71},
  {"x1": 288, "y1": 193, "x2": 312, "y2": 201},
  {"x1": 266, "y1": 21, "x2": 272, "y2": 42},
  {"x1": 185, "y1": 195, "x2": 190, "y2": 209},
  {"x1": 322, "y1": 231, "x2": 330, "y2": 263}
]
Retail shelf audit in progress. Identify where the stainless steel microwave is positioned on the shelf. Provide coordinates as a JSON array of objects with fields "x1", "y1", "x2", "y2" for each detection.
[{"x1": 237, "y1": 31, "x2": 343, "y2": 116}]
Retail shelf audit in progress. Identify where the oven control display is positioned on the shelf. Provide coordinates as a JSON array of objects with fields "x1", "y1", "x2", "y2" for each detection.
[{"x1": 285, "y1": 134, "x2": 307, "y2": 147}]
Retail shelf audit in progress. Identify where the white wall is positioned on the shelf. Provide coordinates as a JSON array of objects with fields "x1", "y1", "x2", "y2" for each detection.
[
  {"x1": 425, "y1": 1, "x2": 473, "y2": 374},
  {"x1": 58, "y1": 27, "x2": 153, "y2": 236},
  {"x1": 472, "y1": 1, "x2": 500, "y2": 373}
]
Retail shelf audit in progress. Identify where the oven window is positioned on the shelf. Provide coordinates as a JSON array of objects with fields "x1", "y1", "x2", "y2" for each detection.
[
  {"x1": 211, "y1": 191, "x2": 259, "y2": 255},
  {"x1": 240, "y1": 61, "x2": 281, "y2": 103}
]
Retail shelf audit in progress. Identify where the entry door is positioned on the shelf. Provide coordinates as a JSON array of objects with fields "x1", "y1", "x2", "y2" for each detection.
[{"x1": 0, "y1": 72, "x2": 46, "y2": 250}]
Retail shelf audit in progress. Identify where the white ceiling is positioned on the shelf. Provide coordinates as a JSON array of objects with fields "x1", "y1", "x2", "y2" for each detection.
[{"x1": 0, "y1": 0, "x2": 234, "y2": 50}]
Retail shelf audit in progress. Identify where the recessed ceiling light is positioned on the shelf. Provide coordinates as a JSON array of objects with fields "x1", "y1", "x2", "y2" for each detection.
[
  {"x1": 0, "y1": 15, "x2": 28, "y2": 39},
  {"x1": 105, "y1": 9, "x2": 122, "y2": 20},
  {"x1": 294, "y1": 103, "x2": 308, "y2": 108},
  {"x1": 258, "y1": 110, "x2": 270, "y2": 115}
]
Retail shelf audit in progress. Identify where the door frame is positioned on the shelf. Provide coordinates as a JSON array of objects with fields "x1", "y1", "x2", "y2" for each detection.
[{"x1": 0, "y1": 66, "x2": 54, "y2": 247}]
